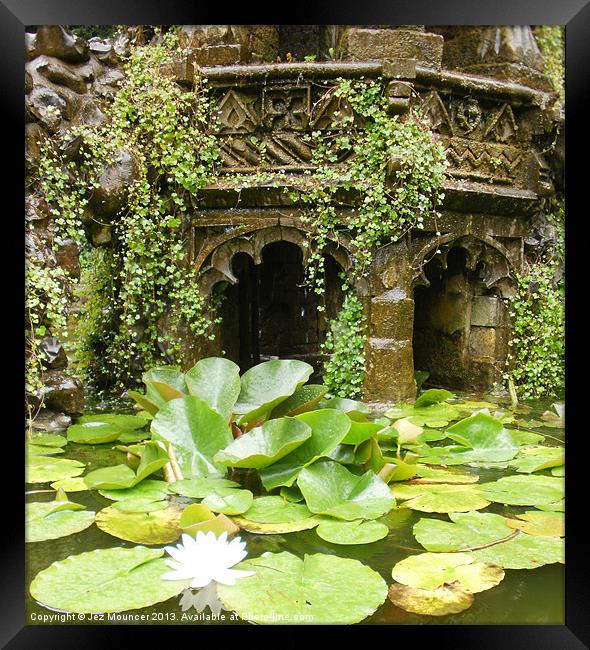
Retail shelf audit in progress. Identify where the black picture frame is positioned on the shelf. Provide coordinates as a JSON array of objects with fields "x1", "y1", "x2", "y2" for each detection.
[{"x1": 6, "y1": 1, "x2": 588, "y2": 646}]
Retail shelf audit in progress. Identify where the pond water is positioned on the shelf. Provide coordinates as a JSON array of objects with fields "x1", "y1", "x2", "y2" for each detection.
[{"x1": 25, "y1": 391, "x2": 564, "y2": 625}]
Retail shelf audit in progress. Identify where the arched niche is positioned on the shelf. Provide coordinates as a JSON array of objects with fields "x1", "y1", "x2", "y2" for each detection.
[{"x1": 210, "y1": 239, "x2": 346, "y2": 377}]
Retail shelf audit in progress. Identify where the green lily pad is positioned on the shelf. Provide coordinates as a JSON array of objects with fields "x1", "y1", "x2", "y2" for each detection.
[
  {"x1": 505, "y1": 428, "x2": 546, "y2": 445},
  {"x1": 96, "y1": 503, "x2": 182, "y2": 544},
  {"x1": 536, "y1": 499, "x2": 565, "y2": 512},
  {"x1": 151, "y1": 395, "x2": 233, "y2": 478},
  {"x1": 67, "y1": 422, "x2": 122, "y2": 444},
  {"x1": 30, "y1": 546, "x2": 190, "y2": 613},
  {"x1": 214, "y1": 417, "x2": 312, "y2": 469},
  {"x1": 388, "y1": 582, "x2": 473, "y2": 616},
  {"x1": 26, "y1": 443, "x2": 64, "y2": 456},
  {"x1": 508, "y1": 446, "x2": 564, "y2": 474},
  {"x1": 50, "y1": 476, "x2": 88, "y2": 492},
  {"x1": 298, "y1": 459, "x2": 395, "y2": 521},
  {"x1": 414, "y1": 511, "x2": 515, "y2": 552},
  {"x1": 413, "y1": 465, "x2": 478, "y2": 484},
  {"x1": 234, "y1": 359, "x2": 314, "y2": 427},
  {"x1": 280, "y1": 485, "x2": 304, "y2": 502},
  {"x1": 506, "y1": 511, "x2": 565, "y2": 537},
  {"x1": 342, "y1": 420, "x2": 384, "y2": 445},
  {"x1": 26, "y1": 500, "x2": 95, "y2": 542},
  {"x1": 385, "y1": 402, "x2": 461, "y2": 428},
  {"x1": 470, "y1": 533, "x2": 564, "y2": 569},
  {"x1": 77, "y1": 413, "x2": 148, "y2": 430},
  {"x1": 168, "y1": 477, "x2": 241, "y2": 499},
  {"x1": 327, "y1": 444, "x2": 357, "y2": 464},
  {"x1": 259, "y1": 409, "x2": 351, "y2": 490},
  {"x1": 217, "y1": 551, "x2": 387, "y2": 624},
  {"x1": 84, "y1": 464, "x2": 137, "y2": 490},
  {"x1": 551, "y1": 465, "x2": 565, "y2": 477},
  {"x1": 392, "y1": 483, "x2": 490, "y2": 513},
  {"x1": 477, "y1": 475, "x2": 564, "y2": 506},
  {"x1": 318, "y1": 397, "x2": 371, "y2": 420},
  {"x1": 27, "y1": 456, "x2": 85, "y2": 484},
  {"x1": 117, "y1": 430, "x2": 150, "y2": 444},
  {"x1": 202, "y1": 489, "x2": 254, "y2": 515},
  {"x1": 414, "y1": 389, "x2": 455, "y2": 408},
  {"x1": 444, "y1": 414, "x2": 520, "y2": 464},
  {"x1": 134, "y1": 442, "x2": 170, "y2": 483},
  {"x1": 270, "y1": 384, "x2": 328, "y2": 418},
  {"x1": 391, "y1": 552, "x2": 504, "y2": 593},
  {"x1": 99, "y1": 479, "x2": 171, "y2": 502},
  {"x1": 241, "y1": 496, "x2": 314, "y2": 523},
  {"x1": 127, "y1": 390, "x2": 162, "y2": 416},
  {"x1": 316, "y1": 519, "x2": 389, "y2": 545},
  {"x1": 30, "y1": 433, "x2": 67, "y2": 447},
  {"x1": 184, "y1": 357, "x2": 241, "y2": 422},
  {"x1": 180, "y1": 503, "x2": 240, "y2": 537},
  {"x1": 112, "y1": 498, "x2": 169, "y2": 513}
]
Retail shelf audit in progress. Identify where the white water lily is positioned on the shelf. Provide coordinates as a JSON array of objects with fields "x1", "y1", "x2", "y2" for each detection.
[{"x1": 162, "y1": 531, "x2": 255, "y2": 588}]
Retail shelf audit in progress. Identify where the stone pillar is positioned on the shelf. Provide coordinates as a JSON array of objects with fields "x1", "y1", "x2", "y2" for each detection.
[{"x1": 363, "y1": 240, "x2": 417, "y2": 404}]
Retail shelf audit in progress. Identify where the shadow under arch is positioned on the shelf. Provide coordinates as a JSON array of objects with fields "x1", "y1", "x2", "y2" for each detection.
[{"x1": 212, "y1": 240, "x2": 345, "y2": 377}]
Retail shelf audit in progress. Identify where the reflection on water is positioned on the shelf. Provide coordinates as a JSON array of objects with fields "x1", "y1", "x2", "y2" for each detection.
[{"x1": 25, "y1": 391, "x2": 565, "y2": 625}]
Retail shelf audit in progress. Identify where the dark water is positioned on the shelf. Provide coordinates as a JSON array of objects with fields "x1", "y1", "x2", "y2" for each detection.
[{"x1": 25, "y1": 392, "x2": 564, "y2": 625}]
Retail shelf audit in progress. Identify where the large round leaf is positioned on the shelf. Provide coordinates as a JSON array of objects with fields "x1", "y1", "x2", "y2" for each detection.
[
  {"x1": 184, "y1": 357, "x2": 241, "y2": 423},
  {"x1": 241, "y1": 496, "x2": 314, "y2": 523},
  {"x1": 477, "y1": 475, "x2": 564, "y2": 506},
  {"x1": 67, "y1": 422, "x2": 122, "y2": 444},
  {"x1": 259, "y1": 409, "x2": 351, "y2": 490},
  {"x1": 508, "y1": 446, "x2": 565, "y2": 474},
  {"x1": 151, "y1": 395, "x2": 233, "y2": 478},
  {"x1": 217, "y1": 551, "x2": 387, "y2": 624},
  {"x1": 388, "y1": 582, "x2": 473, "y2": 616},
  {"x1": 385, "y1": 402, "x2": 461, "y2": 428},
  {"x1": 202, "y1": 490, "x2": 254, "y2": 515},
  {"x1": 444, "y1": 414, "x2": 520, "y2": 464},
  {"x1": 84, "y1": 464, "x2": 137, "y2": 490},
  {"x1": 96, "y1": 503, "x2": 182, "y2": 544},
  {"x1": 316, "y1": 519, "x2": 389, "y2": 545},
  {"x1": 168, "y1": 477, "x2": 241, "y2": 499},
  {"x1": 391, "y1": 552, "x2": 504, "y2": 593},
  {"x1": 298, "y1": 459, "x2": 395, "y2": 520},
  {"x1": 269, "y1": 384, "x2": 328, "y2": 418},
  {"x1": 234, "y1": 359, "x2": 314, "y2": 426},
  {"x1": 413, "y1": 465, "x2": 479, "y2": 484},
  {"x1": 414, "y1": 511, "x2": 515, "y2": 552},
  {"x1": 26, "y1": 501, "x2": 95, "y2": 542},
  {"x1": 27, "y1": 456, "x2": 85, "y2": 484},
  {"x1": 214, "y1": 417, "x2": 312, "y2": 469},
  {"x1": 471, "y1": 533, "x2": 564, "y2": 569},
  {"x1": 77, "y1": 413, "x2": 148, "y2": 430},
  {"x1": 30, "y1": 546, "x2": 190, "y2": 613},
  {"x1": 342, "y1": 420, "x2": 384, "y2": 446},
  {"x1": 99, "y1": 479, "x2": 171, "y2": 502},
  {"x1": 414, "y1": 389, "x2": 455, "y2": 408},
  {"x1": 392, "y1": 483, "x2": 490, "y2": 513},
  {"x1": 507, "y1": 511, "x2": 565, "y2": 537}
]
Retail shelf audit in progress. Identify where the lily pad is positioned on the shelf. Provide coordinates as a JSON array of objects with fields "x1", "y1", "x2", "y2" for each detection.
[
  {"x1": 298, "y1": 459, "x2": 395, "y2": 521},
  {"x1": 112, "y1": 498, "x2": 169, "y2": 513},
  {"x1": 414, "y1": 389, "x2": 455, "y2": 408},
  {"x1": 259, "y1": 409, "x2": 351, "y2": 490},
  {"x1": 508, "y1": 446, "x2": 564, "y2": 474},
  {"x1": 231, "y1": 515, "x2": 320, "y2": 535},
  {"x1": 214, "y1": 417, "x2": 312, "y2": 469},
  {"x1": 30, "y1": 433, "x2": 67, "y2": 447},
  {"x1": 26, "y1": 500, "x2": 95, "y2": 542},
  {"x1": 471, "y1": 533, "x2": 564, "y2": 569},
  {"x1": 151, "y1": 395, "x2": 233, "y2": 478},
  {"x1": 391, "y1": 552, "x2": 504, "y2": 593},
  {"x1": 505, "y1": 428, "x2": 546, "y2": 445},
  {"x1": 50, "y1": 476, "x2": 88, "y2": 492},
  {"x1": 536, "y1": 499, "x2": 565, "y2": 512},
  {"x1": 551, "y1": 465, "x2": 565, "y2": 477},
  {"x1": 217, "y1": 551, "x2": 387, "y2": 624},
  {"x1": 96, "y1": 503, "x2": 182, "y2": 544},
  {"x1": 30, "y1": 546, "x2": 190, "y2": 613},
  {"x1": 385, "y1": 402, "x2": 461, "y2": 428},
  {"x1": 26, "y1": 444, "x2": 64, "y2": 456},
  {"x1": 506, "y1": 511, "x2": 565, "y2": 537},
  {"x1": 392, "y1": 483, "x2": 490, "y2": 513},
  {"x1": 270, "y1": 384, "x2": 328, "y2": 418},
  {"x1": 168, "y1": 477, "x2": 241, "y2": 499},
  {"x1": 234, "y1": 359, "x2": 314, "y2": 426},
  {"x1": 241, "y1": 496, "x2": 314, "y2": 523},
  {"x1": 202, "y1": 490, "x2": 254, "y2": 515},
  {"x1": 66, "y1": 422, "x2": 122, "y2": 444},
  {"x1": 84, "y1": 464, "x2": 137, "y2": 490},
  {"x1": 413, "y1": 465, "x2": 478, "y2": 484},
  {"x1": 77, "y1": 413, "x2": 148, "y2": 430},
  {"x1": 388, "y1": 582, "x2": 473, "y2": 616},
  {"x1": 184, "y1": 357, "x2": 241, "y2": 422},
  {"x1": 342, "y1": 420, "x2": 384, "y2": 446},
  {"x1": 414, "y1": 512, "x2": 515, "y2": 552},
  {"x1": 477, "y1": 475, "x2": 564, "y2": 506},
  {"x1": 318, "y1": 397, "x2": 371, "y2": 420},
  {"x1": 444, "y1": 414, "x2": 520, "y2": 464},
  {"x1": 99, "y1": 479, "x2": 171, "y2": 502},
  {"x1": 316, "y1": 519, "x2": 389, "y2": 545},
  {"x1": 27, "y1": 456, "x2": 85, "y2": 484},
  {"x1": 180, "y1": 503, "x2": 240, "y2": 537}
]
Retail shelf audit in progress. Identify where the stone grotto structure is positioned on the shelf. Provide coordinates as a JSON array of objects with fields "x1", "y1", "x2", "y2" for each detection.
[{"x1": 25, "y1": 25, "x2": 563, "y2": 425}]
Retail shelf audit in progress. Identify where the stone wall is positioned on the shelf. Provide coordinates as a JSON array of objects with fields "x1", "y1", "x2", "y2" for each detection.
[{"x1": 25, "y1": 25, "x2": 562, "y2": 421}]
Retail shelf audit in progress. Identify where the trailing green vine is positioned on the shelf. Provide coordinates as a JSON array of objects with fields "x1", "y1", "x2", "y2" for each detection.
[
  {"x1": 534, "y1": 26, "x2": 565, "y2": 106},
  {"x1": 34, "y1": 30, "x2": 220, "y2": 392},
  {"x1": 503, "y1": 197, "x2": 564, "y2": 399}
]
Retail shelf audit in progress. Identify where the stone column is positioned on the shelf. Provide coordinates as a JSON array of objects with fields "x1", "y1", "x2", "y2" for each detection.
[{"x1": 363, "y1": 240, "x2": 417, "y2": 404}]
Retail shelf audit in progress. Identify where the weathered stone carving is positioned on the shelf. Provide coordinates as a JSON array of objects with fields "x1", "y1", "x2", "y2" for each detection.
[{"x1": 262, "y1": 86, "x2": 310, "y2": 130}]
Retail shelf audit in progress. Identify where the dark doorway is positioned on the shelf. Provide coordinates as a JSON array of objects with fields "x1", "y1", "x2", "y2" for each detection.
[
  {"x1": 217, "y1": 241, "x2": 344, "y2": 378},
  {"x1": 413, "y1": 248, "x2": 474, "y2": 390}
]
